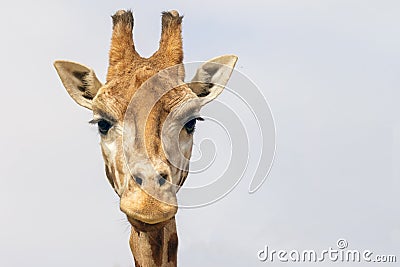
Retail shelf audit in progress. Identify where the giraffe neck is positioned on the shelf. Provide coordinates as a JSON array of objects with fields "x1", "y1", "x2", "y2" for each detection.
[{"x1": 129, "y1": 217, "x2": 178, "y2": 267}]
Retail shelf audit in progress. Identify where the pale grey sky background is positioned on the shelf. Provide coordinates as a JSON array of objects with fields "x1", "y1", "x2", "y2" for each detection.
[{"x1": 0, "y1": 1, "x2": 399, "y2": 266}]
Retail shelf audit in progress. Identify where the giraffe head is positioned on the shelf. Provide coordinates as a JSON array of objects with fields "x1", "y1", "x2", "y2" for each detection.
[{"x1": 54, "y1": 10, "x2": 237, "y2": 228}]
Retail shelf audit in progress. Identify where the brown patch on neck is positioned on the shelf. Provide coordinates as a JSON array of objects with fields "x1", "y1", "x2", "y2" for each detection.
[
  {"x1": 149, "y1": 227, "x2": 164, "y2": 266},
  {"x1": 167, "y1": 232, "x2": 178, "y2": 263}
]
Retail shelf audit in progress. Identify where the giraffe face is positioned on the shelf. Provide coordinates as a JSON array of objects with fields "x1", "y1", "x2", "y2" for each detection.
[
  {"x1": 91, "y1": 69, "x2": 201, "y2": 225},
  {"x1": 54, "y1": 10, "x2": 237, "y2": 226}
]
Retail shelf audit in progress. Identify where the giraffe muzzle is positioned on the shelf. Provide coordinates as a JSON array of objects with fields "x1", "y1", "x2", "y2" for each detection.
[{"x1": 120, "y1": 172, "x2": 178, "y2": 224}]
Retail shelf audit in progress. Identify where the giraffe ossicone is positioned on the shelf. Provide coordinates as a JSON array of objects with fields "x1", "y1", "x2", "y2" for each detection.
[{"x1": 54, "y1": 9, "x2": 237, "y2": 267}]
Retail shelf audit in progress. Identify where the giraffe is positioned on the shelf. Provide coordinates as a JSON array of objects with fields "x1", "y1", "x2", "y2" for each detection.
[{"x1": 54, "y1": 10, "x2": 237, "y2": 267}]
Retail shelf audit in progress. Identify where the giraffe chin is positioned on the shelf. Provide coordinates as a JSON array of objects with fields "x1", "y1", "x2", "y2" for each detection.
[
  {"x1": 123, "y1": 209, "x2": 176, "y2": 225},
  {"x1": 127, "y1": 216, "x2": 174, "y2": 232}
]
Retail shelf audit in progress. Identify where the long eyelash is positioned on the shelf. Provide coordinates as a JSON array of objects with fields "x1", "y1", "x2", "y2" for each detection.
[{"x1": 88, "y1": 119, "x2": 100, "y2": 125}]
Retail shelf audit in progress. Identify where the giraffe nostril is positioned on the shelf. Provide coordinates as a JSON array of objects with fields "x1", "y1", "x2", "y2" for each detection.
[
  {"x1": 158, "y1": 173, "x2": 168, "y2": 186},
  {"x1": 158, "y1": 177, "x2": 166, "y2": 186},
  {"x1": 134, "y1": 176, "x2": 143, "y2": 186}
]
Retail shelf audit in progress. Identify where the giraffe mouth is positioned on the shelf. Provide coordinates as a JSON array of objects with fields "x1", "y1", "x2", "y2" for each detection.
[
  {"x1": 121, "y1": 204, "x2": 177, "y2": 225},
  {"x1": 120, "y1": 191, "x2": 178, "y2": 226}
]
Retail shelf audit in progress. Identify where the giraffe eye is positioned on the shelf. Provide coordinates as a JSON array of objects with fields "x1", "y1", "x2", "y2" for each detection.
[
  {"x1": 97, "y1": 119, "x2": 113, "y2": 135},
  {"x1": 184, "y1": 119, "x2": 197, "y2": 134}
]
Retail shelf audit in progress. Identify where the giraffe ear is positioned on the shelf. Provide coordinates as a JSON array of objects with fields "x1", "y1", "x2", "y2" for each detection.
[
  {"x1": 54, "y1": 60, "x2": 103, "y2": 110},
  {"x1": 189, "y1": 55, "x2": 238, "y2": 106}
]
